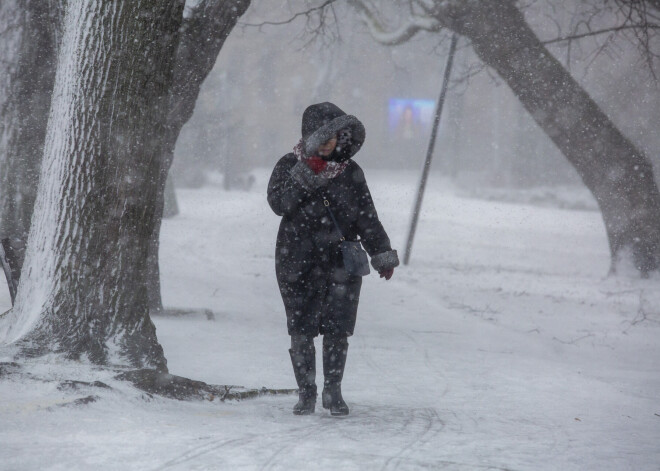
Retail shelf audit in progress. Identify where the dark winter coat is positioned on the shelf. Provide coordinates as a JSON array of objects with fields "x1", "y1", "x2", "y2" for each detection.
[{"x1": 267, "y1": 102, "x2": 399, "y2": 337}]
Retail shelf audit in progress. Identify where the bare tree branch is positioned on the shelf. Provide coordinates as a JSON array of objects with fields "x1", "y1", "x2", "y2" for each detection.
[
  {"x1": 240, "y1": 0, "x2": 340, "y2": 28},
  {"x1": 258, "y1": 0, "x2": 659, "y2": 77},
  {"x1": 542, "y1": 23, "x2": 660, "y2": 45},
  {"x1": 347, "y1": 0, "x2": 441, "y2": 45}
]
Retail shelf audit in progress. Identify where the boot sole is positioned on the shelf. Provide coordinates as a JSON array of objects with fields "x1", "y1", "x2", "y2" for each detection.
[
  {"x1": 322, "y1": 392, "x2": 348, "y2": 415},
  {"x1": 293, "y1": 405, "x2": 316, "y2": 415},
  {"x1": 322, "y1": 403, "x2": 349, "y2": 416}
]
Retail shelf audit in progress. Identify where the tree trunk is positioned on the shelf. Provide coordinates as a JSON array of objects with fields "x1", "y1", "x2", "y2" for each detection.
[
  {"x1": 0, "y1": 0, "x2": 184, "y2": 369},
  {"x1": 0, "y1": 1, "x2": 252, "y2": 314},
  {"x1": 439, "y1": 0, "x2": 660, "y2": 274},
  {"x1": 146, "y1": 0, "x2": 251, "y2": 314},
  {"x1": 0, "y1": 0, "x2": 60, "y2": 279}
]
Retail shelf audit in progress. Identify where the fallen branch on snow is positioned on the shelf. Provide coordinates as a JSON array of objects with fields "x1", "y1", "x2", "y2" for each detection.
[{"x1": 115, "y1": 369, "x2": 297, "y2": 402}]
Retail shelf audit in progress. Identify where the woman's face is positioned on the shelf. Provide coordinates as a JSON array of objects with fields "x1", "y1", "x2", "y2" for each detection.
[{"x1": 317, "y1": 136, "x2": 337, "y2": 156}]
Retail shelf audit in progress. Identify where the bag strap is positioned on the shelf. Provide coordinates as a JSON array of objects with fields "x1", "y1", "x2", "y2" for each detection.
[{"x1": 320, "y1": 195, "x2": 346, "y2": 242}]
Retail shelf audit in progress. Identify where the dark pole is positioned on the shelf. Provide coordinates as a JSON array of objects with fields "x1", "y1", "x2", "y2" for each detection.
[{"x1": 403, "y1": 33, "x2": 458, "y2": 265}]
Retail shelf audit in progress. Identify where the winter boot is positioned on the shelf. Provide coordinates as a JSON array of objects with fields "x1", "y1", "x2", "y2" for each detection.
[
  {"x1": 289, "y1": 335, "x2": 317, "y2": 415},
  {"x1": 322, "y1": 336, "x2": 349, "y2": 416}
]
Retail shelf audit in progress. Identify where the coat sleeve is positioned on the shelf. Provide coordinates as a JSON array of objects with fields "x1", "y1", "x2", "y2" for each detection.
[
  {"x1": 353, "y1": 165, "x2": 400, "y2": 272},
  {"x1": 267, "y1": 154, "x2": 328, "y2": 217}
]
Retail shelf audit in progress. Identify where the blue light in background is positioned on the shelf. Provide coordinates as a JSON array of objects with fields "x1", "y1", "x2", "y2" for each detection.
[{"x1": 388, "y1": 98, "x2": 436, "y2": 140}]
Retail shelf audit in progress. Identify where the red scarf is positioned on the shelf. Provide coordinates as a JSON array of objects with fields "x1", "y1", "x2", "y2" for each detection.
[
  {"x1": 305, "y1": 156, "x2": 327, "y2": 174},
  {"x1": 293, "y1": 139, "x2": 349, "y2": 179}
]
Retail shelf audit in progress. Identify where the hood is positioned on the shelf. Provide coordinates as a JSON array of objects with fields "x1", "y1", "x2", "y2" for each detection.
[{"x1": 301, "y1": 102, "x2": 366, "y2": 161}]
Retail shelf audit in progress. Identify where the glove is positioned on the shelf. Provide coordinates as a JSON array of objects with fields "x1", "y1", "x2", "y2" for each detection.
[
  {"x1": 290, "y1": 160, "x2": 329, "y2": 192},
  {"x1": 379, "y1": 267, "x2": 394, "y2": 280}
]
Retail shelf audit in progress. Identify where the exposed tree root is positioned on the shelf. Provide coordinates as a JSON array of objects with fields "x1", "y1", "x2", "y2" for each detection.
[
  {"x1": 0, "y1": 361, "x2": 21, "y2": 376},
  {"x1": 115, "y1": 368, "x2": 296, "y2": 402},
  {"x1": 152, "y1": 307, "x2": 216, "y2": 321},
  {"x1": 0, "y1": 361, "x2": 296, "y2": 404},
  {"x1": 56, "y1": 395, "x2": 100, "y2": 408},
  {"x1": 58, "y1": 380, "x2": 112, "y2": 392}
]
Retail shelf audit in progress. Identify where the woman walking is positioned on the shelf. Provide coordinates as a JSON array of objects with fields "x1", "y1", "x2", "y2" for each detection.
[{"x1": 267, "y1": 102, "x2": 399, "y2": 416}]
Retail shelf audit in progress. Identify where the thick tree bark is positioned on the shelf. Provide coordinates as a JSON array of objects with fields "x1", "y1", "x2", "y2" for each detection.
[
  {"x1": 0, "y1": 0, "x2": 60, "y2": 279},
  {"x1": 0, "y1": 0, "x2": 184, "y2": 369},
  {"x1": 431, "y1": 0, "x2": 660, "y2": 273},
  {"x1": 146, "y1": 0, "x2": 251, "y2": 314},
  {"x1": 0, "y1": 1, "x2": 252, "y2": 314}
]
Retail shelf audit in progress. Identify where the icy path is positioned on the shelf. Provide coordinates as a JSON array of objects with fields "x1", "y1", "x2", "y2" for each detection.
[{"x1": 1, "y1": 170, "x2": 659, "y2": 470}]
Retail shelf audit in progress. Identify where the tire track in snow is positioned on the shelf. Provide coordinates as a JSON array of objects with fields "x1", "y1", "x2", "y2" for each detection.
[
  {"x1": 259, "y1": 405, "x2": 447, "y2": 470},
  {"x1": 380, "y1": 407, "x2": 444, "y2": 471},
  {"x1": 357, "y1": 336, "x2": 410, "y2": 396},
  {"x1": 358, "y1": 328, "x2": 450, "y2": 397},
  {"x1": 151, "y1": 421, "x2": 323, "y2": 471},
  {"x1": 402, "y1": 330, "x2": 451, "y2": 398},
  {"x1": 152, "y1": 435, "x2": 249, "y2": 470},
  {"x1": 257, "y1": 419, "x2": 332, "y2": 471}
]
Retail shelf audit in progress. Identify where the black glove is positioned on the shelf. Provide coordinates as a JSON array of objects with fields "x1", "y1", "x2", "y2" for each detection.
[{"x1": 290, "y1": 160, "x2": 329, "y2": 192}]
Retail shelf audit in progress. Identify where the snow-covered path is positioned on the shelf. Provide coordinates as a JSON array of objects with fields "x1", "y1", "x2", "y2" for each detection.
[{"x1": 1, "y1": 170, "x2": 659, "y2": 470}]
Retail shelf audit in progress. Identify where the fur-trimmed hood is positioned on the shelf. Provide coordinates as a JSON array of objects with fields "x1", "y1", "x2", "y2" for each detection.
[{"x1": 301, "y1": 102, "x2": 366, "y2": 160}]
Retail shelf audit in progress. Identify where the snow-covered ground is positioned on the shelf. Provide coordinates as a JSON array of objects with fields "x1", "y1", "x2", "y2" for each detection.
[{"x1": 1, "y1": 169, "x2": 659, "y2": 470}]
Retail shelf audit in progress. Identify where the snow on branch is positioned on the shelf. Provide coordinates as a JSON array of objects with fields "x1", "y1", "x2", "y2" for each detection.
[{"x1": 348, "y1": 0, "x2": 441, "y2": 45}]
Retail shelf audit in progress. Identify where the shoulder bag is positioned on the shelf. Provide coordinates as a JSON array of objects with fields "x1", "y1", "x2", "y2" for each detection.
[{"x1": 321, "y1": 196, "x2": 370, "y2": 277}]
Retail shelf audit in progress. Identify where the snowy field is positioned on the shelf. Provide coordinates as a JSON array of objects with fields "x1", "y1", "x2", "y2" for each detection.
[{"x1": 1, "y1": 169, "x2": 659, "y2": 470}]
